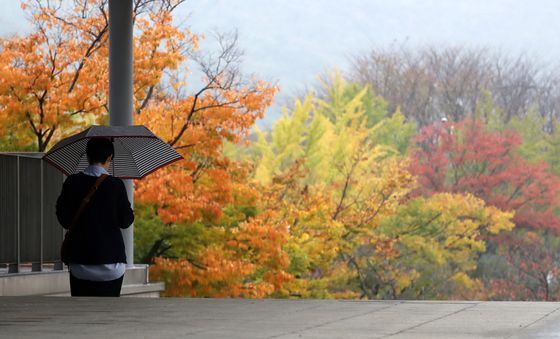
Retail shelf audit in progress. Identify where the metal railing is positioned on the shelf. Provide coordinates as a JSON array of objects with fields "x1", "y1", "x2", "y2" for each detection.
[{"x1": 0, "y1": 153, "x2": 65, "y2": 273}]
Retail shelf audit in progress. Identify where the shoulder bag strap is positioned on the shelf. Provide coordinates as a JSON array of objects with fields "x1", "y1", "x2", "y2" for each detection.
[{"x1": 67, "y1": 174, "x2": 109, "y2": 232}]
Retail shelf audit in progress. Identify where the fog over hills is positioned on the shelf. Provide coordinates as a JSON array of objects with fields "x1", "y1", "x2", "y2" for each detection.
[
  {"x1": 180, "y1": 0, "x2": 560, "y2": 127},
  {"x1": 2, "y1": 0, "x2": 560, "y2": 128}
]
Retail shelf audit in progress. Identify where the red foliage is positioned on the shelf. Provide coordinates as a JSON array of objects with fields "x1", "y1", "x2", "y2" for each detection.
[{"x1": 410, "y1": 119, "x2": 560, "y2": 233}]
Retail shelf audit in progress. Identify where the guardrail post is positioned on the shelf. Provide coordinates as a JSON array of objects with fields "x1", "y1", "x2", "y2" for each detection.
[
  {"x1": 7, "y1": 264, "x2": 18, "y2": 273},
  {"x1": 14, "y1": 156, "x2": 20, "y2": 273},
  {"x1": 36, "y1": 158, "x2": 44, "y2": 272}
]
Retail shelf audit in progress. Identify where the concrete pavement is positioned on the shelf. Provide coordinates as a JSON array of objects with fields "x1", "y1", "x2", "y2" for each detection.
[{"x1": 1, "y1": 297, "x2": 560, "y2": 338}]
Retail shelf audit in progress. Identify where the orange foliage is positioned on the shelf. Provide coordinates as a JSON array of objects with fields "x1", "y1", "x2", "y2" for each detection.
[
  {"x1": 0, "y1": 0, "x2": 193, "y2": 150},
  {"x1": 129, "y1": 9, "x2": 280, "y2": 297},
  {"x1": 135, "y1": 75, "x2": 277, "y2": 224},
  {"x1": 151, "y1": 212, "x2": 292, "y2": 298}
]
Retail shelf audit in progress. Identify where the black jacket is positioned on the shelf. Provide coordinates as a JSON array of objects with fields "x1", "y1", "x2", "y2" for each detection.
[{"x1": 56, "y1": 173, "x2": 134, "y2": 264}]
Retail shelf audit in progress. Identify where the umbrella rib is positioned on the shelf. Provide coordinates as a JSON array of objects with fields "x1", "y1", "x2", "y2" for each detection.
[{"x1": 113, "y1": 138, "x2": 139, "y2": 178}]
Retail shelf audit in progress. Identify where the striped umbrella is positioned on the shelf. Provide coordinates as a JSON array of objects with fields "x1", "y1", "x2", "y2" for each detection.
[{"x1": 43, "y1": 125, "x2": 183, "y2": 179}]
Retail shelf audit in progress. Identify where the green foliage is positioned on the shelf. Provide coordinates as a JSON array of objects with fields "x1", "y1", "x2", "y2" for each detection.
[
  {"x1": 475, "y1": 89, "x2": 506, "y2": 131},
  {"x1": 134, "y1": 204, "x2": 168, "y2": 264},
  {"x1": 319, "y1": 69, "x2": 387, "y2": 127},
  {"x1": 371, "y1": 108, "x2": 416, "y2": 154},
  {"x1": 475, "y1": 89, "x2": 555, "y2": 168},
  {"x1": 0, "y1": 124, "x2": 36, "y2": 151},
  {"x1": 507, "y1": 109, "x2": 549, "y2": 164},
  {"x1": 249, "y1": 70, "x2": 416, "y2": 186},
  {"x1": 373, "y1": 193, "x2": 514, "y2": 299},
  {"x1": 134, "y1": 203, "x2": 210, "y2": 264}
]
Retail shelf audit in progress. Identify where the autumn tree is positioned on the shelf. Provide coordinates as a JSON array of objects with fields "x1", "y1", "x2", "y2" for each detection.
[
  {"x1": 410, "y1": 119, "x2": 560, "y2": 232},
  {"x1": 131, "y1": 26, "x2": 285, "y2": 296},
  {"x1": 0, "y1": 0, "x2": 287, "y2": 297},
  {"x1": 250, "y1": 71, "x2": 415, "y2": 185},
  {"x1": 242, "y1": 76, "x2": 514, "y2": 299},
  {"x1": 350, "y1": 46, "x2": 560, "y2": 129},
  {"x1": 134, "y1": 29, "x2": 277, "y2": 249},
  {"x1": 410, "y1": 118, "x2": 560, "y2": 300},
  {"x1": 0, "y1": 0, "x2": 192, "y2": 151},
  {"x1": 481, "y1": 230, "x2": 560, "y2": 301},
  {"x1": 369, "y1": 193, "x2": 513, "y2": 299}
]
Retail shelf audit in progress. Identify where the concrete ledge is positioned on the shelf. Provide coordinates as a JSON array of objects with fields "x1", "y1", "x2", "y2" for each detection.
[
  {"x1": 123, "y1": 265, "x2": 149, "y2": 285},
  {"x1": 0, "y1": 270, "x2": 70, "y2": 296},
  {"x1": 0, "y1": 265, "x2": 163, "y2": 297},
  {"x1": 121, "y1": 282, "x2": 165, "y2": 297}
]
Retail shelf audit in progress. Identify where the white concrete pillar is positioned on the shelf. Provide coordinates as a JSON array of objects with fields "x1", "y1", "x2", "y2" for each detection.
[{"x1": 109, "y1": 0, "x2": 134, "y2": 266}]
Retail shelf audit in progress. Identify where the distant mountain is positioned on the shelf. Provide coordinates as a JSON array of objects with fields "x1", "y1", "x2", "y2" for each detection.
[{"x1": 180, "y1": 0, "x2": 560, "y2": 128}]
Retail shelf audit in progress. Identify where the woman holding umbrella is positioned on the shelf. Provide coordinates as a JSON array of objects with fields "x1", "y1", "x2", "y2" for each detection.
[
  {"x1": 55, "y1": 137, "x2": 134, "y2": 297},
  {"x1": 45, "y1": 125, "x2": 183, "y2": 297}
]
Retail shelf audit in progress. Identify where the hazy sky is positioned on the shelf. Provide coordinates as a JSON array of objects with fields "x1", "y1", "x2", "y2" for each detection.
[{"x1": 2, "y1": 0, "x2": 560, "y2": 127}]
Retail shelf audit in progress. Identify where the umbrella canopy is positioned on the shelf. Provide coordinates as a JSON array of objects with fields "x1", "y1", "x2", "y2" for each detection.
[{"x1": 43, "y1": 125, "x2": 182, "y2": 179}]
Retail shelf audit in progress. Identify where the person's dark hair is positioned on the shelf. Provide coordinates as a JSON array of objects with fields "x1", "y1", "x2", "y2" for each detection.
[{"x1": 86, "y1": 138, "x2": 114, "y2": 164}]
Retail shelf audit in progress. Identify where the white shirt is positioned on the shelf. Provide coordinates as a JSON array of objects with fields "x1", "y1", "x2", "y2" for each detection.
[{"x1": 68, "y1": 165, "x2": 126, "y2": 282}]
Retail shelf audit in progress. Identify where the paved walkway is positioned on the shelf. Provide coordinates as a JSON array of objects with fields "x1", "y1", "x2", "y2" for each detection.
[{"x1": 1, "y1": 297, "x2": 560, "y2": 338}]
